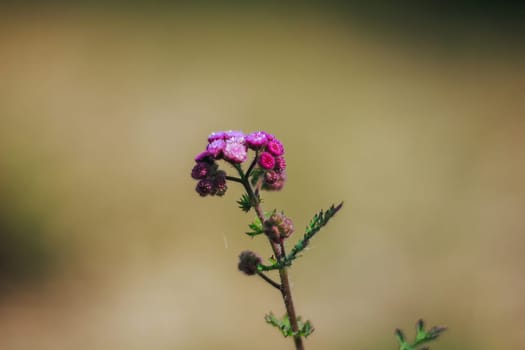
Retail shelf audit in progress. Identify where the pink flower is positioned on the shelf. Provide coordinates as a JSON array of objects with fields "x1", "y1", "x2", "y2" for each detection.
[
  {"x1": 246, "y1": 131, "x2": 269, "y2": 149},
  {"x1": 274, "y1": 156, "x2": 286, "y2": 172},
  {"x1": 258, "y1": 152, "x2": 275, "y2": 169},
  {"x1": 223, "y1": 139, "x2": 248, "y2": 163},
  {"x1": 207, "y1": 139, "x2": 226, "y2": 158},
  {"x1": 207, "y1": 131, "x2": 227, "y2": 142},
  {"x1": 195, "y1": 151, "x2": 212, "y2": 162},
  {"x1": 224, "y1": 130, "x2": 245, "y2": 141},
  {"x1": 266, "y1": 140, "x2": 284, "y2": 156}
]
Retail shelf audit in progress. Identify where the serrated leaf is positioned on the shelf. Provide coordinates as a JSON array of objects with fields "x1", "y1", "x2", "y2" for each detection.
[
  {"x1": 265, "y1": 312, "x2": 294, "y2": 337},
  {"x1": 286, "y1": 202, "x2": 343, "y2": 262},
  {"x1": 297, "y1": 319, "x2": 315, "y2": 337},
  {"x1": 396, "y1": 319, "x2": 447, "y2": 350},
  {"x1": 245, "y1": 216, "x2": 264, "y2": 236},
  {"x1": 237, "y1": 193, "x2": 252, "y2": 212},
  {"x1": 265, "y1": 313, "x2": 314, "y2": 338}
]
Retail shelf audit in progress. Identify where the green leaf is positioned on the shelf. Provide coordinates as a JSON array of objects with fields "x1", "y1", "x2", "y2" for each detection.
[
  {"x1": 265, "y1": 313, "x2": 314, "y2": 338},
  {"x1": 396, "y1": 319, "x2": 447, "y2": 350},
  {"x1": 245, "y1": 216, "x2": 264, "y2": 236},
  {"x1": 286, "y1": 202, "x2": 343, "y2": 262},
  {"x1": 237, "y1": 193, "x2": 252, "y2": 212},
  {"x1": 297, "y1": 318, "x2": 315, "y2": 338},
  {"x1": 265, "y1": 312, "x2": 294, "y2": 337}
]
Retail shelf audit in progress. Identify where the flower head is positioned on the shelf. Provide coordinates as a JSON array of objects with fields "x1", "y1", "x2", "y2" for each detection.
[
  {"x1": 262, "y1": 170, "x2": 286, "y2": 191},
  {"x1": 274, "y1": 156, "x2": 286, "y2": 173},
  {"x1": 246, "y1": 131, "x2": 269, "y2": 150},
  {"x1": 223, "y1": 138, "x2": 248, "y2": 163},
  {"x1": 266, "y1": 140, "x2": 284, "y2": 156},
  {"x1": 196, "y1": 179, "x2": 214, "y2": 196},
  {"x1": 264, "y1": 211, "x2": 295, "y2": 242},
  {"x1": 191, "y1": 161, "x2": 211, "y2": 179},
  {"x1": 258, "y1": 152, "x2": 276, "y2": 170},
  {"x1": 207, "y1": 139, "x2": 226, "y2": 158},
  {"x1": 207, "y1": 131, "x2": 227, "y2": 142},
  {"x1": 238, "y1": 250, "x2": 262, "y2": 275}
]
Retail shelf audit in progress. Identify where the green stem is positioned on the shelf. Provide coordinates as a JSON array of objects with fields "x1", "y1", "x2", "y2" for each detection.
[
  {"x1": 236, "y1": 163, "x2": 305, "y2": 350},
  {"x1": 225, "y1": 175, "x2": 243, "y2": 183}
]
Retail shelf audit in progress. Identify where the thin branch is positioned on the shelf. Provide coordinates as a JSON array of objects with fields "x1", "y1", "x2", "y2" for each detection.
[
  {"x1": 225, "y1": 175, "x2": 243, "y2": 183},
  {"x1": 257, "y1": 271, "x2": 281, "y2": 291}
]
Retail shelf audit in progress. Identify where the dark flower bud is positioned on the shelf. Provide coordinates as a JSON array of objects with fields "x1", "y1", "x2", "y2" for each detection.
[
  {"x1": 264, "y1": 170, "x2": 279, "y2": 184},
  {"x1": 191, "y1": 162, "x2": 210, "y2": 179},
  {"x1": 262, "y1": 171, "x2": 286, "y2": 191},
  {"x1": 196, "y1": 179, "x2": 214, "y2": 196},
  {"x1": 274, "y1": 156, "x2": 286, "y2": 173},
  {"x1": 238, "y1": 250, "x2": 262, "y2": 275},
  {"x1": 264, "y1": 211, "x2": 295, "y2": 242},
  {"x1": 214, "y1": 171, "x2": 227, "y2": 196}
]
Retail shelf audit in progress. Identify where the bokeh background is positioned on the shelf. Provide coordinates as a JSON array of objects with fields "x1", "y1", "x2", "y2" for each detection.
[{"x1": 1, "y1": 2, "x2": 524, "y2": 349}]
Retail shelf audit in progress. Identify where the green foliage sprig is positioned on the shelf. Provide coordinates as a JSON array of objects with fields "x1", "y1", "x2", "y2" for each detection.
[{"x1": 396, "y1": 319, "x2": 447, "y2": 350}]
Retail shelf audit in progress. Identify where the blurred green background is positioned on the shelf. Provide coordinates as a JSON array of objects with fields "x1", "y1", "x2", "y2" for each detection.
[{"x1": 1, "y1": 2, "x2": 524, "y2": 349}]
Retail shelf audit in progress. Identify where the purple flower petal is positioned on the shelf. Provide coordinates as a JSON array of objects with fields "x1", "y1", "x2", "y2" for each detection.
[
  {"x1": 224, "y1": 130, "x2": 246, "y2": 141},
  {"x1": 207, "y1": 139, "x2": 226, "y2": 158},
  {"x1": 208, "y1": 131, "x2": 227, "y2": 142},
  {"x1": 258, "y1": 152, "x2": 276, "y2": 169},
  {"x1": 195, "y1": 151, "x2": 212, "y2": 162},
  {"x1": 223, "y1": 139, "x2": 248, "y2": 163},
  {"x1": 246, "y1": 131, "x2": 269, "y2": 149},
  {"x1": 266, "y1": 139, "x2": 284, "y2": 156}
]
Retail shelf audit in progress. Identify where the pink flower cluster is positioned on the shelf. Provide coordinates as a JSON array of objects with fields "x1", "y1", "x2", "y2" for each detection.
[{"x1": 191, "y1": 130, "x2": 287, "y2": 196}]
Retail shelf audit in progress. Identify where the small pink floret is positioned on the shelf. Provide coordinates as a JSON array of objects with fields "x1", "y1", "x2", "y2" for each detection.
[
  {"x1": 208, "y1": 131, "x2": 227, "y2": 142},
  {"x1": 246, "y1": 131, "x2": 269, "y2": 149},
  {"x1": 207, "y1": 139, "x2": 226, "y2": 158},
  {"x1": 223, "y1": 140, "x2": 248, "y2": 163},
  {"x1": 259, "y1": 152, "x2": 275, "y2": 169},
  {"x1": 224, "y1": 130, "x2": 245, "y2": 140},
  {"x1": 266, "y1": 140, "x2": 284, "y2": 156},
  {"x1": 195, "y1": 151, "x2": 211, "y2": 162},
  {"x1": 275, "y1": 156, "x2": 286, "y2": 172}
]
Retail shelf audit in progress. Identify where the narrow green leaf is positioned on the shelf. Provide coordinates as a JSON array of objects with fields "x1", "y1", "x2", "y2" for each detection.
[
  {"x1": 286, "y1": 201, "x2": 343, "y2": 263},
  {"x1": 265, "y1": 312, "x2": 294, "y2": 337},
  {"x1": 245, "y1": 216, "x2": 264, "y2": 236},
  {"x1": 237, "y1": 193, "x2": 252, "y2": 212},
  {"x1": 396, "y1": 319, "x2": 447, "y2": 350}
]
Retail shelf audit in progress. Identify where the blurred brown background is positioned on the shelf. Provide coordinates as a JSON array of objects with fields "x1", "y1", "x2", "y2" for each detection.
[{"x1": 1, "y1": 2, "x2": 524, "y2": 349}]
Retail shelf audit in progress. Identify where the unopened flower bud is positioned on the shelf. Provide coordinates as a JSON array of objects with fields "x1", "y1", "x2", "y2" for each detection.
[
  {"x1": 238, "y1": 250, "x2": 262, "y2": 275},
  {"x1": 214, "y1": 171, "x2": 227, "y2": 196},
  {"x1": 191, "y1": 162, "x2": 210, "y2": 179},
  {"x1": 264, "y1": 170, "x2": 279, "y2": 184},
  {"x1": 264, "y1": 211, "x2": 295, "y2": 242},
  {"x1": 262, "y1": 171, "x2": 286, "y2": 191},
  {"x1": 196, "y1": 179, "x2": 214, "y2": 196},
  {"x1": 266, "y1": 140, "x2": 284, "y2": 156},
  {"x1": 258, "y1": 152, "x2": 275, "y2": 170},
  {"x1": 274, "y1": 156, "x2": 286, "y2": 172}
]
